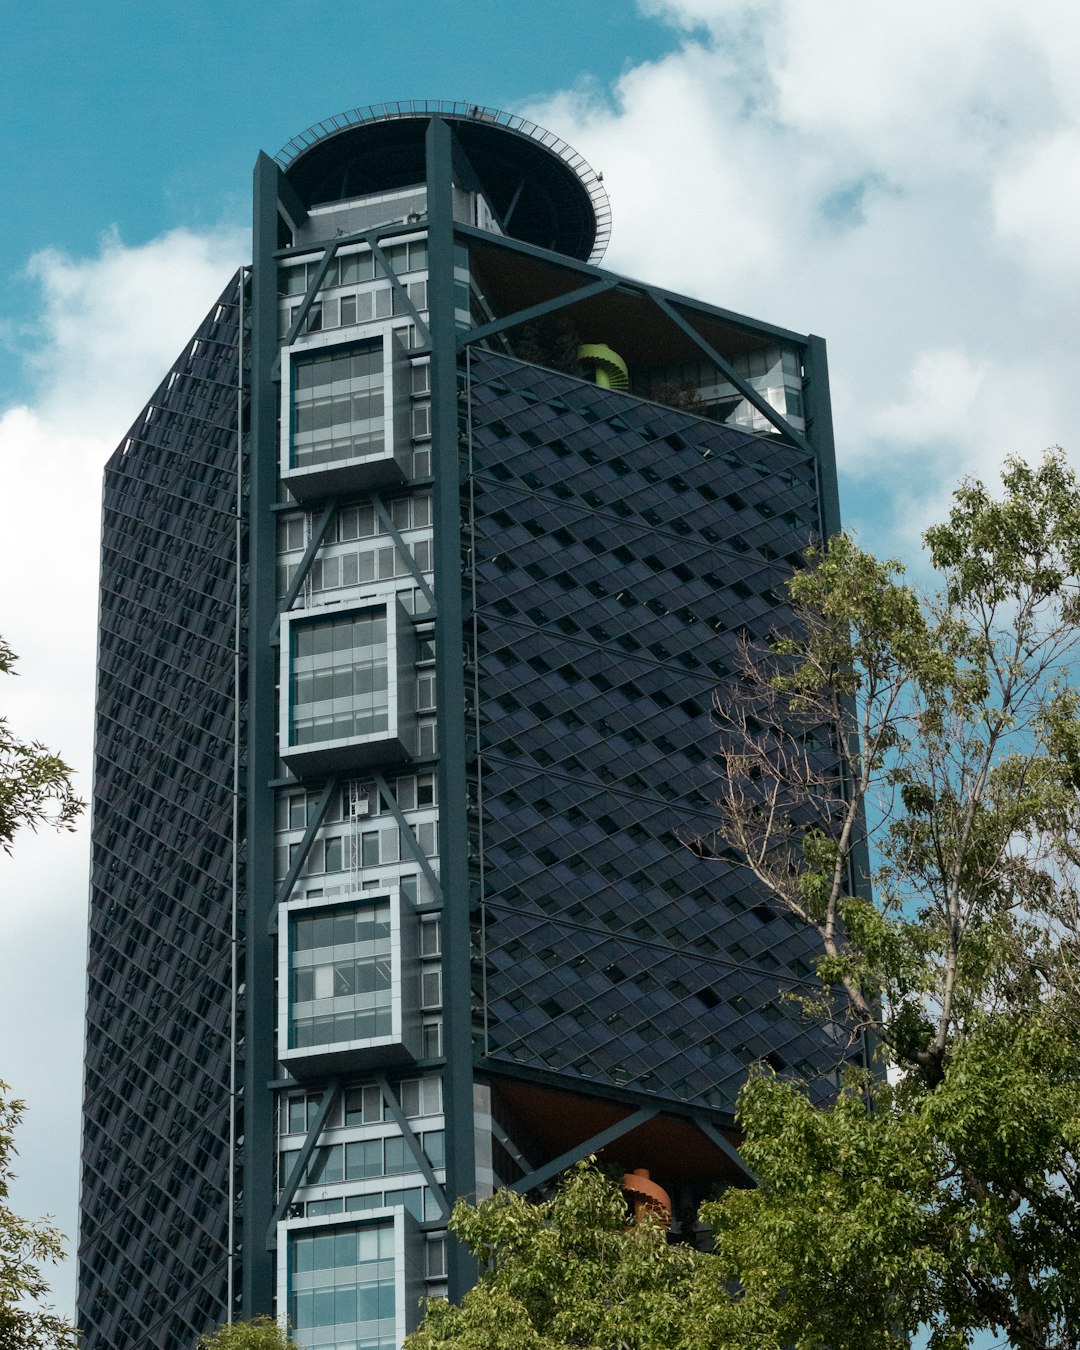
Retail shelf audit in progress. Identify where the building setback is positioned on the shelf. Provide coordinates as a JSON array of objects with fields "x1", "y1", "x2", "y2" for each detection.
[{"x1": 78, "y1": 101, "x2": 857, "y2": 1350}]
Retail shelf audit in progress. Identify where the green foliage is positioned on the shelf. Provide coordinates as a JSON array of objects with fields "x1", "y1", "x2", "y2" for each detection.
[
  {"x1": 405, "y1": 1163, "x2": 762, "y2": 1350},
  {"x1": 0, "y1": 637, "x2": 83, "y2": 854},
  {"x1": 702, "y1": 450, "x2": 1080, "y2": 1347},
  {"x1": 0, "y1": 1084, "x2": 78, "y2": 1350},
  {"x1": 197, "y1": 1315, "x2": 294, "y2": 1348},
  {"x1": 410, "y1": 455, "x2": 1080, "y2": 1350}
]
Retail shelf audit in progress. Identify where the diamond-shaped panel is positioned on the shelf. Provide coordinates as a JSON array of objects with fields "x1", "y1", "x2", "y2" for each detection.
[
  {"x1": 79, "y1": 275, "x2": 244, "y2": 1350},
  {"x1": 465, "y1": 351, "x2": 852, "y2": 1113}
]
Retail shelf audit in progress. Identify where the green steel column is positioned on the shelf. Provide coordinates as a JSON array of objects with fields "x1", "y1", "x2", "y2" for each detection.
[
  {"x1": 802, "y1": 334, "x2": 842, "y2": 540},
  {"x1": 425, "y1": 114, "x2": 478, "y2": 1300},
  {"x1": 241, "y1": 150, "x2": 282, "y2": 1319}
]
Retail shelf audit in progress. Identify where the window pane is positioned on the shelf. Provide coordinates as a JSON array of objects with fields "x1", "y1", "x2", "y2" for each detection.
[{"x1": 289, "y1": 900, "x2": 393, "y2": 1049}]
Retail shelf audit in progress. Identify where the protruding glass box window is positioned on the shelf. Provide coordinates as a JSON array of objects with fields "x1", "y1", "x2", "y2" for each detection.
[
  {"x1": 279, "y1": 885, "x2": 421, "y2": 1079},
  {"x1": 280, "y1": 601, "x2": 415, "y2": 775},
  {"x1": 281, "y1": 332, "x2": 412, "y2": 499},
  {"x1": 284, "y1": 1211, "x2": 423, "y2": 1350},
  {"x1": 293, "y1": 343, "x2": 384, "y2": 469},
  {"x1": 289, "y1": 900, "x2": 391, "y2": 1049}
]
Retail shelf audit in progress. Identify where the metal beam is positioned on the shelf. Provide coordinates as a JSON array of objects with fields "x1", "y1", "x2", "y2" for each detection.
[
  {"x1": 273, "y1": 218, "x2": 429, "y2": 262},
  {"x1": 427, "y1": 113, "x2": 477, "y2": 1300},
  {"x1": 371, "y1": 772, "x2": 443, "y2": 903},
  {"x1": 458, "y1": 276, "x2": 619, "y2": 351},
  {"x1": 509, "y1": 1107, "x2": 658, "y2": 1194},
  {"x1": 375, "y1": 1073, "x2": 450, "y2": 1219},
  {"x1": 502, "y1": 176, "x2": 526, "y2": 231},
  {"x1": 454, "y1": 220, "x2": 811, "y2": 347},
  {"x1": 267, "y1": 1082, "x2": 343, "y2": 1244},
  {"x1": 282, "y1": 241, "x2": 342, "y2": 348},
  {"x1": 371, "y1": 493, "x2": 437, "y2": 613},
  {"x1": 697, "y1": 1120, "x2": 758, "y2": 1187},
  {"x1": 368, "y1": 238, "x2": 432, "y2": 347},
  {"x1": 271, "y1": 776, "x2": 339, "y2": 923},
  {"x1": 243, "y1": 149, "x2": 287, "y2": 1321},
  {"x1": 279, "y1": 500, "x2": 336, "y2": 615},
  {"x1": 651, "y1": 294, "x2": 814, "y2": 454}
]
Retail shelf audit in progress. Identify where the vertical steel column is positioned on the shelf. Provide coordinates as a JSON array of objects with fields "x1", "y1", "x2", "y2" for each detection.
[
  {"x1": 425, "y1": 115, "x2": 478, "y2": 1300},
  {"x1": 241, "y1": 151, "x2": 283, "y2": 1319},
  {"x1": 802, "y1": 335, "x2": 842, "y2": 541}
]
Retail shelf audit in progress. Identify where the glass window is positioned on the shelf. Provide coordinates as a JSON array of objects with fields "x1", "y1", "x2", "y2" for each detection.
[
  {"x1": 306, "y1": 1144, "x2": 344, "y2": 1185},
  {"x1": 345, "y1": 1138, "x2": 383, "y2": 1180},
  {"x1": 420, "y1": 918, "x2": 441, "y2": 958},
  {"x1": 290, "y1": 611, "x2": 389, "y2": 746},
  {"x1": 384, "y1": 1136, "x2": 407, "y2": 1176},
  {"x1": 422, "y1": 1017, "x2": 442, "y2": 1058},
  {"x1": 422, "y1": 1130, "x2": 445, "y2": 1168},
  {"x1": 290, "y1": 900, "x2": 392, "y2": 1049},
  {"x1": 344, "y1": 1083, "x2": 384, "y2": 1127},
  {"x1": 290, "y1": 1224, "x2": 395, "y2": 1350},
  {"x1": 291, "y1": 343, "x2": 384, "y2": 470},
  {"x1": 337, "y1": 502, "x2": 376, "y2": 541},
  {"x1": 278, "y1": 514, "x2": 307, "y2": 553},
  {"x1": 340, "y1": 251, "x2": 376, "y2": 285},
  {"x1": 417, "y1": 719, "x2": 436, "y2": 758},
  {"x1": 420, "y1": 965, "x2": 442, "y2": 1009}
]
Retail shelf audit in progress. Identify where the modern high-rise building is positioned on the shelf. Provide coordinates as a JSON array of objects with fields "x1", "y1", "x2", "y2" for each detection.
[{"x1": 79, "y1": 101, "x2": 854, "y2": 1350}]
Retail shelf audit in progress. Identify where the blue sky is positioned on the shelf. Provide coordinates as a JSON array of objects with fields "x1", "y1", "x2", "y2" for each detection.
[{"x1": 2, "y1": 2, "x2": 1077, "y2": 1340}]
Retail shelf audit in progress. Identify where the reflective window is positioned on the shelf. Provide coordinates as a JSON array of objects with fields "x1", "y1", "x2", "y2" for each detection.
[
  {"x1": 290, "y1": 900, "x2": 392, "y2": 1049},
  {"x1": 292, "y1": 344, "x2": 384, "y2": 469},
  {"x1": 290, "y1": 612, "x2": 388, "y2": 746},
  {"x1": 290, "y1": 1224, "x2": 395, "y2": 1350}
]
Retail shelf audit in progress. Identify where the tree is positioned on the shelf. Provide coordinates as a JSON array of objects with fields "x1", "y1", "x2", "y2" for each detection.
[
  {"x1": 0, "y1": 636, "x2": 82, "y2": 854},
  {"x1": 0, "y1": 641, "x2": 84, "y2": 1348},
  {"x1": 405, "y1": 1162, "x2": 756, "y2": 1350},
  {"x1": 409, "y1": 454, "x2": 1080, "y2": 1350},
  {"x1": 197, "y1": 1316, "x2": 294, "y2": 1348},
  {"x1": 699, "y1": 450, "x2": 1080, "y2": 1348},
  {"x1": 0, "y1": 1085, "x2": 78, "y2": 1350}
]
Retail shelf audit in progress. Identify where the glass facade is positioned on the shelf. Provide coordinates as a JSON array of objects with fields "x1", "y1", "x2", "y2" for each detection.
[
  {"x1": 290, "y1": 901, "x2": 393, "y2": 1048},
  {"x1": 292, "y1": 344, "x2": 385, "y2": 468},
  {"x1": 289, "y1": 611, "x2": 389, "y2": 746},
  {"x1": 289, "y1": 1225, "x2": 396, "y2": 1350},
  {"x1": 78, "y1": 275, "x2": 244, "y2": 1350},
  {"x1": 81, "y1": 104, "x2": 850, "y2": 1350}
]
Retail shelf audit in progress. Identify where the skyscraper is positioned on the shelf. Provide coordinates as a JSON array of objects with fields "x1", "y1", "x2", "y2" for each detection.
[{"x1": 79, "y1": 101, "x2": 853, "y2": 1350}]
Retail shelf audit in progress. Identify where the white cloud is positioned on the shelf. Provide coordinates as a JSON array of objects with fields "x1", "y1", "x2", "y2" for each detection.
[
  {"x1": 992, "y1": 127, "x2": 1080, "y2": 281},
  {"x1": 21, "y1": 225, "x2": 247, "y2": 441},
  {"x1": 0, "y1": 223, "x2": 243, "y2": 1312},
  {"x1": 520, "y1": 0, "x2": 1080, "y2": 559}
]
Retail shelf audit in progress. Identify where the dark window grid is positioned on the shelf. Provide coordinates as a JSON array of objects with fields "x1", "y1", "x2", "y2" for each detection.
[
  {"x1": 470, "y1": 399, "x2": 809, "y2": 487},
  {"x1": 471, "y1": 348, "x2": 810, "y2": 455},
  {"x1": 480, "y1": 890, "x2": 825, "y2": 990},
  {"x1": 471, "y1": 475, "x2": 818, "y2": 567},
  {"x1": 472, "y1": 499, "x2": 810, "y2": 588},
  {"x1": 81, "y1": 952, "x2": 232, "y2": 1077}
]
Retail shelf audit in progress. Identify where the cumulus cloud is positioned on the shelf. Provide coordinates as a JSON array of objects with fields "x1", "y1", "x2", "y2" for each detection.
[
  {"x1": 520, "y1": 0, "x2": 1080, "y2": 562},
  {"x1": 0, "y1": 223, "x2": 243, "y2": 1307}
]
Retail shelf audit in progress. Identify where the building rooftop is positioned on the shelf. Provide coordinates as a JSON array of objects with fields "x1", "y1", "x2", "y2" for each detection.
[{"x1": 276, "y1": 99, "x2": 611, "y2": 264}]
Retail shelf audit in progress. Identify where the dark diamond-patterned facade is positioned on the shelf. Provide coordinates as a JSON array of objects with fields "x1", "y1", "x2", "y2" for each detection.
[
  {"x1": 78, "y1": 275, "x2": 244, "y2": 1350},
  {"x1": 466, "y1": 350, "x2": 845, "y2": 1110}
]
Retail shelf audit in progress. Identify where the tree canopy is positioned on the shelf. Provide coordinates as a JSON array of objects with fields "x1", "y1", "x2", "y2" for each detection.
[
  {"x1": 0, "y1": 1085, "x2": 78, "y2": 1350},
  {"x1": 405, "y1": 1163, "x2": 744, "y2": 1350},
  {"x1": 0, "y1": 639, "x2": 83, "y2": 1347},
  {"x1": 197, "y1": 1315, "x2": 294, "y2": 1349},
  {"x1": 0, "y1": 636, "x2": 82, "y2": 854},
  {"x1": 411, "y1": 453, "x2": 1080, "y2": 1350},
  {"x1": 703, "y1": 451, "x2": 1080, "y2": 1348}
]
